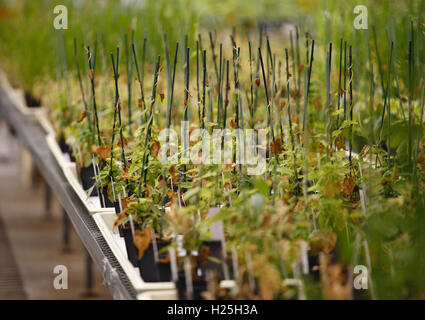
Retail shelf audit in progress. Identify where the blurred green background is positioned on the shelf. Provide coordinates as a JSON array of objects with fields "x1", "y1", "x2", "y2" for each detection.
[{"x1": 0, "y1": 0, "x2": 423, "y2": 93}]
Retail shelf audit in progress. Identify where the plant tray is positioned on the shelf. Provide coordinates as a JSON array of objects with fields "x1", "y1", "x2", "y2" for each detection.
[{"x1": 93, "y1": 211, "x2": 237, "y2": 295}]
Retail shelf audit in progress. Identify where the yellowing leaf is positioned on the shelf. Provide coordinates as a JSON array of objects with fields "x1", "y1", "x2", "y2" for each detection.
[
  {"x1": 323, "y1": 180, "x2": 340, "y2": 198},
  {"x1": 134, "y1": 228, "x2": 152, "y2": 260}
]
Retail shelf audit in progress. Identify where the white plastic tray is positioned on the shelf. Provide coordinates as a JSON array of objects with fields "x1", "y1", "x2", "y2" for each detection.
[{"x1": 93, "y1": 211, "x2": 176, "y2": 293}]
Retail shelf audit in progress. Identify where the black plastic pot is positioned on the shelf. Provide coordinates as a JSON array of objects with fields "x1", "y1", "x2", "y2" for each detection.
[
  {"x1": 122, "y1": 226, "x2": 139, "y2": 267},
  {"x1": 79, "y1": 165, "x2": 98, "y2": 196},
  {"x1": 120, "y1": 222, "x2": 171, "y2": 282},
  {"x1": 58, "y1": 136, "x2": 76, "y2": 162},
  {"x1": 24, "y1": 91, "x2": 41, "y2": 108},
  {"x1": 137, "y1": 240, "x2": 171, "y2": 282},
  {"x1": 176, "y1": 271, "x2": 207, "y2": 300},
  {"x1": 101, "y1": 187, "x2": 114, "y2": 208},
  {"x1": 79, "y1": 166, "x2": 114, "y2": 207}
]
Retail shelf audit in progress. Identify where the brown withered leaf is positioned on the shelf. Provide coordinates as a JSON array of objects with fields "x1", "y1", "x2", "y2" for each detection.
[
  {"x1": 418, "y1": 154, "x2": 425, "y2": 173},
  {"x1": 138, "y1": 98, "x2": 143, "y2": 108},
  {"x1": 114, "y1": 212, "x2": 127, "y2": 227},
  {"x1": 336, "y1": 132, "x2": 346, "y2": 150},
  {"x1": 170, "y1": 165, "x2": 178, "y2": 179},
  {"x1": 280, "y1": 100, "x2": 286, "y2": 111},
  {"x1": 230, "y1": 119, "x2": 237, "y2": 129},
  {"x1": 121, "y1": 197, "x2": 128, "y2": 210},
  {"x1": 298, "y1": 64, "x2": 305, "y2": 73},
  {"x1": 261, "y1": 214, "x2": 271, "y2": 227},
  {"x1": 340, "y1": 88, "x2": 344, "y2": 97},
  {"x1": 160, "y1": 92, "x2": 165, "y2": 102},
  {"x1": 224, "y1": 182, "x2": 232, "y2": 191},
  {"x1": 134, "y1": 228, "x2": 152, "y2": 260},
  {"x1": 121, "y1": 168, "x2": 134, "y2": 180},
  {"x1": 167, "y1": 189, "x2": 176, "y2": 201},
  {"x1": 255, "y1": 78, "x2": 261, "y2": 87},
  {"x1": 314, "y1": 97, "x2": 322, "y2": 111},
  {"x1": 76, "y1": 110, "x2": 87, "y2": 123},
  {"x1": 271, "y1": 138, "x2": 282, "y2": 155},
  {"x1": 117, "y1": 136, "x2": 128, "y2": 148},
  {"x1": 342, "y1": 174, "x2": 356, "y2": 195},
  {"x1": 89, "y1": 69, "x2": 94, "y2": 80},
  {"x1": 317, "y1": 142, "x2": 326, "y2": 154},
  {"x1": 151, "y1": 140, "x2": 160, "y2": 158},
  {"x1": 199, "y1": 246, "x2": 212, "y2": 266},
  {"x1": 223, "y1": 163, "x2": 235, "y2": 172},
  {"x1": 145, "y1": 183, "x2": 153, "y2": 199},
  {"x1": 94, "y1": 145, "x2": 111, "y2": 160}
]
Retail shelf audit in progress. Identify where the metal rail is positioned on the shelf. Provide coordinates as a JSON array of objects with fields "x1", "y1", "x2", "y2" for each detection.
[{"x1": 0, "y1": 83, "x2": 137, "y2": 300}]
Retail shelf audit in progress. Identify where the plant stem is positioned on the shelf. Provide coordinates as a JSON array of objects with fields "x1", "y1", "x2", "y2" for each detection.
[
  {"x1": 86, "y1": 45, "x2": 102, "y2": 146},
  {"x1": 138, "y1": 55, "x2": 161, "y2": 198},
  {"x1": 183, "y1": 46, "x2": 190, "y2": 181},
  {"x1": 326, "y1": 42, "x2": 332, "y2": 160},
  {"x1": 74, "y1": 38, "x2": 92, "y2": 137},
  {"x1": 349, "y1": 45, "x2": 353, "y2": 170},
  {"x1": 259, "y1": 47, "x2": 274, "y2": 158},
  {"x1": 372, "y1": 25, "x2": 385, "y2": 96},
  {"x1": 408, "y1": 40, "x2": 413, "y2": 174},
  {"x1": 125, "y1": 31, "x2": 134, "y2": 135},
  {"x1": 386, "y1": 41, "x2": 394, "y2": 170},
  {"x1": 285, "y1": 48, "x2": 299, "y2": 187},
  {"x1": 209, "y1": 31, "x2": 219, "y2": 85},
  {"x1": 111, "y1": 49, "x2": 127, "y2": 169},
  {"x1": 167, "y1": 43, "x2": 179, "y2": 130},
  {"x1": 336, "y1": 38, "x2": 343, "y2": 130},
  {"x1": 343, "y1": 40, "x2": 347, "y2": 122},
  {"x1": 303, "y1": 39, "x2": 315, "y2": 211},
  {"x1": 131, "y1": 42, "x2": 146, "y2": 120},
  {"x1": 202, "y1": 50, "x2": 207, "y2": 130},
  {"x1": 196, "y1": 40, "x2": 201, "y2": 125},
  {"x1": 223, "y1": 60, "x2": 230, "y2": 130},
  {"x1": 249, "y1": 41, "x2": 254, "y2": 129}
]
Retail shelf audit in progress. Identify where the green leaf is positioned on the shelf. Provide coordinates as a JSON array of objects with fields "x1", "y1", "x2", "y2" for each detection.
[{"x1": 182, "y1": 187, "x2": 201, "y2": 201}]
